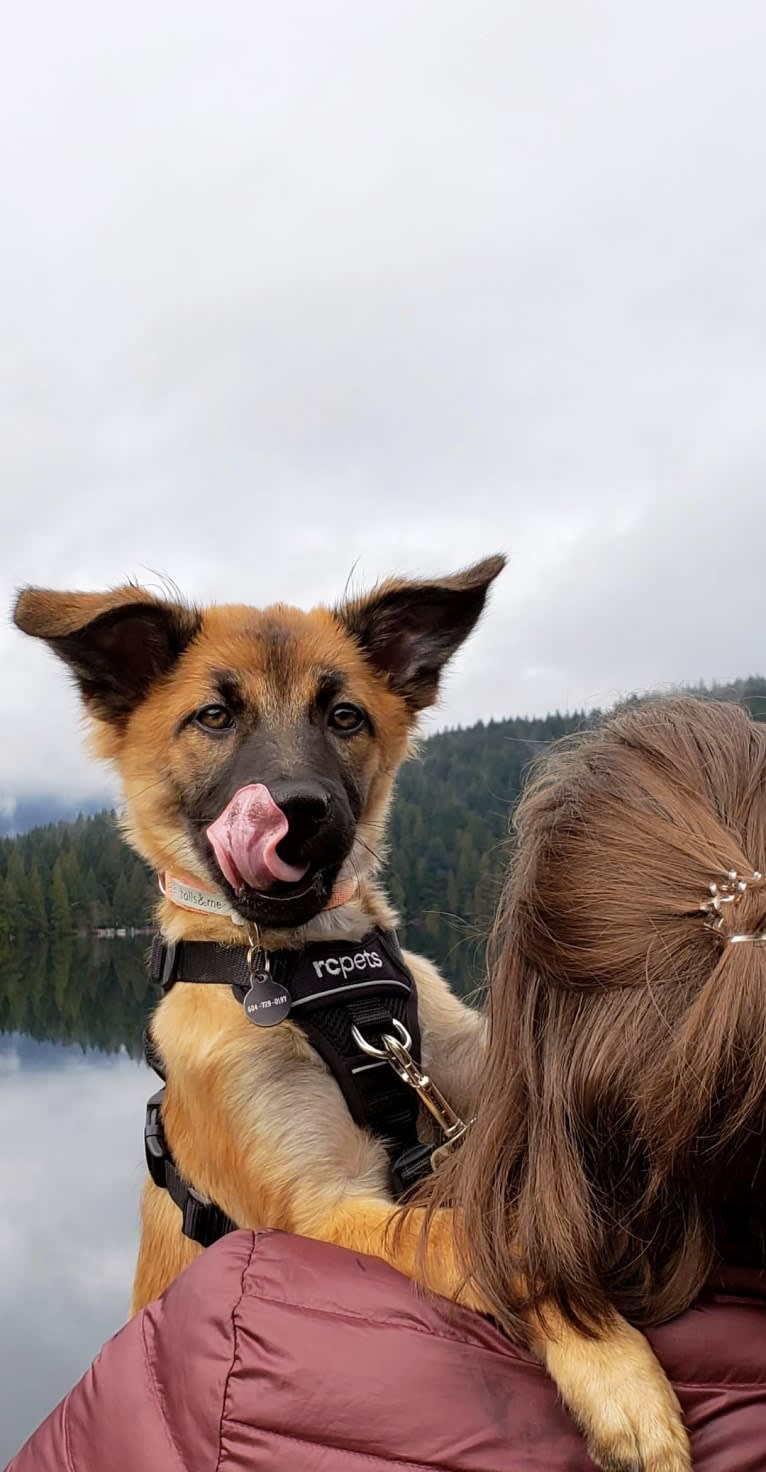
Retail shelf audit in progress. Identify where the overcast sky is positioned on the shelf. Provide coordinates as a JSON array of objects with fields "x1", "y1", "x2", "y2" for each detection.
[{"x1": 3, "y1": 1, "x2": 766, "y2": 811}]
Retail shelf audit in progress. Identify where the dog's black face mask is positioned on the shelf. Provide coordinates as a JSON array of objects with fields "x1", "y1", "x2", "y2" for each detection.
[
  {"x1": 13, "y1": 557, "x2": 505, "y2": 931},
  {"x1": 182, "y1": 683, "x2": 368, "y2": 929}
]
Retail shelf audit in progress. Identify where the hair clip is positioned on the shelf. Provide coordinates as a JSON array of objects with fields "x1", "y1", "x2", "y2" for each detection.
[{"x1": 701, "y1": 869, "x2": 764, "y2": 943}]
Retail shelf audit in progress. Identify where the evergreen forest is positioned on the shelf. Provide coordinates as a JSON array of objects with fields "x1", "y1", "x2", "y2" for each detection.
[{"x1": 2, "y1": 679, "x2": 765, "y2": 1001}]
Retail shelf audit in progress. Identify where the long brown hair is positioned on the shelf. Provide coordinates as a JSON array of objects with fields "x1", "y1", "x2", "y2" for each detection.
[{"x1": 429, "y1": 697, "x2": 766, "y2": 1335}]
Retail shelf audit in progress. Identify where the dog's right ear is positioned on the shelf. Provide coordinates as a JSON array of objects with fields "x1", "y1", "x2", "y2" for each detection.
[{"x1": 13, "y1": 585, "x2": 201, "y2": 723}]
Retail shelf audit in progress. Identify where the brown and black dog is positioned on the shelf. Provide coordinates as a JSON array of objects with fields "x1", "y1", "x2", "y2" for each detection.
[{"x1": 14, "y1": 559, "x2": 688, "y2": 1472}]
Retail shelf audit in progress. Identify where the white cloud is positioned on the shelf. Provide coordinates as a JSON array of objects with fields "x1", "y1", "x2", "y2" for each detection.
[{"x1": 2, "y1": 0, "x2": 766, "y2": 806}]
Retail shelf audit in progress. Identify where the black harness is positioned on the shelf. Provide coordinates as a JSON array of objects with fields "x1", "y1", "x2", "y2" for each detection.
[{"x1": 144, "y1": 929, "x2": 438, "y2": 1248}]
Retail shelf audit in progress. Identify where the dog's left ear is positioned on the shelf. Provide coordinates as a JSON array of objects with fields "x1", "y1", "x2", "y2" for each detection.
[{"x1": 339, "y1": 554, "x2": 506, "y2": 711}]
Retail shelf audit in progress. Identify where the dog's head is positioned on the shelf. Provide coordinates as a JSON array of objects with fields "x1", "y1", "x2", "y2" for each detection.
[{"x1": 13, "y1": 557, "x2": 504, "y2": 930}]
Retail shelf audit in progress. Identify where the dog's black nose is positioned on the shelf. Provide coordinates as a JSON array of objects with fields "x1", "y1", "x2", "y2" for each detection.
[
  {"x1": 270, "y1": 782, "x2": 331, "y2": 841},
  {"x1": 269, "y1": 779, "x2": 351, "y2": 875}
]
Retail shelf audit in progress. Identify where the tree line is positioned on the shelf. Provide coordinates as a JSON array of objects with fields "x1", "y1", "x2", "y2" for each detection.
[
  {"x1": 0, "y1": 812, "x2": 151, "y2": 940},
  {"x1": 2, "y1": 679, "x2": 765, "y2": 992}
]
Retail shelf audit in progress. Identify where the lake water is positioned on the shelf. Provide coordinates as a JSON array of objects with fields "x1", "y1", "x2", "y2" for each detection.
[{"x1": 0, "y1": 938, "x2": 155, "y2": 1465}]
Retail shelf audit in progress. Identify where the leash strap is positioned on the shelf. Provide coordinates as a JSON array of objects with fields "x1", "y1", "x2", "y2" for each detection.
[{"x1": 144, "y1": 929, "x2": 435, "y2": 1248}]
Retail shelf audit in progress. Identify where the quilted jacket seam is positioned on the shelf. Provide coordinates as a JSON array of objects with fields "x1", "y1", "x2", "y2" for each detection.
[
  {"x1": 670, "y1": 1377, "x2": 766, "y2": 1391},
  {"x1": 215, "y1": 1233, "x2": 259, "y2": 1472},
  {"x1": 220, "y1": 1419, "x2": 464, "y2": 1470},
  {"x1": 243, "y1": 1286, "x2": 529, "y2": 1363},
  {"x1": 244, "y1": 1280, "x2": 766, "y2": 1392},
  {"x1": 140, "y1": 1311, "x2": 187, "y2": 1471},
  {"x1": 61, "y1": 1392, "x2": 75, "y2": 1472}
]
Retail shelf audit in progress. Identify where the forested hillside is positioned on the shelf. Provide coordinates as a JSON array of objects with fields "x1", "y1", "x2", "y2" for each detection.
[
  {"x1": 387, "y1": 711, "x2": 585, "y2": 985},
  {"x1": 2, "y1": 678, "x2": 765, "y2": 991}
]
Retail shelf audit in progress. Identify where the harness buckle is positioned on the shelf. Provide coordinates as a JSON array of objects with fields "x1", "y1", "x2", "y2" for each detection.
[
  {"x1": 391, "y1": 1141, "x2": 436, "y2": 1196},
  {"x1": 180, "y1": 1184, "x2": 216, "y2": 1242},
  {"x1": 144, "y1": 1088, "x2": 169, "y2": 1188}
]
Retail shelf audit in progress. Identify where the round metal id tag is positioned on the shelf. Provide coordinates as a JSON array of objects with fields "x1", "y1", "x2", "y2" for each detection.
[
  {"x1": 242, "y1": 931, "x2": 292, "y2": 1027},
  {"x1": 242, "y1": 974, "x2": 292, "y2": 1026}
]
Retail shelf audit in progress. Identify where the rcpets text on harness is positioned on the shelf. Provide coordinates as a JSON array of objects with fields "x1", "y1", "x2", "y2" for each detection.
[{"x1": 144, "y1": 927, "x2": 471, "y2": 1248}]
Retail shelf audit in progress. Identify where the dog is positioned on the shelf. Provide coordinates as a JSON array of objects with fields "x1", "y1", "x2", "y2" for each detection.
[{"x1": 14, "y1": 558, "x2": 688, "y2": 1472}]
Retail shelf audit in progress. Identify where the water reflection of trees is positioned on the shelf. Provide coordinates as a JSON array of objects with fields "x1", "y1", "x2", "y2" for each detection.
[{"x1": 0, "y1": 937, "x2": 154, "y2": 1057}]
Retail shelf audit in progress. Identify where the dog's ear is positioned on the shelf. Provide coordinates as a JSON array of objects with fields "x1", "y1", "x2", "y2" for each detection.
[
  {"x1": 338, "y1": 554, "x2": 506, "y2": 711},
  {"x1": 13, "y1": 584, "x2": 201, "y2": 723}
]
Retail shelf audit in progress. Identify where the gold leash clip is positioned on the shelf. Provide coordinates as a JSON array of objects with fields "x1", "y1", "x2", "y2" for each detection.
[{"x1": 351, "y1": 1018, "x2": 471, "y2": 1160}]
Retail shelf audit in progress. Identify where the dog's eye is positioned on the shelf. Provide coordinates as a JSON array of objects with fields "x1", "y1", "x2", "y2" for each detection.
[
  {"x1": 194, "y1": 704, "x2": 235, "y2": 732},
  {"x1": 327, "y1": 702, "x2": 367, "y2": 735}
]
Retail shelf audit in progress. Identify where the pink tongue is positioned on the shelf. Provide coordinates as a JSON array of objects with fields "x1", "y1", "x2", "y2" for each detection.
[{"x1": 206, "y1": 783, "x2": 309, "y2": 893}]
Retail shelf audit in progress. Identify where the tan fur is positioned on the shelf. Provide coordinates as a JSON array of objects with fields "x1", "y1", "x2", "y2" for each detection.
[{"x1": 15, "y1": 579, "x2": 689, "y2": 1472}]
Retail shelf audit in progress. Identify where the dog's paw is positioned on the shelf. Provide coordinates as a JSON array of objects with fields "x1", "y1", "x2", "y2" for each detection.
[
  {"x1": 541, "y1": 1315, "x2": 691, "y2": 1472},
  {"x1": 575, "y1": 1388, "x2": 691, "y2": 1472}
]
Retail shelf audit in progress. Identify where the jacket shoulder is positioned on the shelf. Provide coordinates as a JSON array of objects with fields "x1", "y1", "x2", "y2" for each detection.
[
  {"x1": 216, "y1": 1231, "x2": 575, "y2": 1471},
  {"x1": 8, "y1": 1232, "x2": 258, "y2": 1472}
]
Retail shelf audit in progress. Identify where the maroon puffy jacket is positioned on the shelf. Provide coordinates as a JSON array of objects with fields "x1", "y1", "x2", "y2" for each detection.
[{"x1": 7, "y1": 1230, "x2": 766, "y2": 1471}]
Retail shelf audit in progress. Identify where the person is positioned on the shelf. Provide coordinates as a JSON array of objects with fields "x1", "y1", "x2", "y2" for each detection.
[{"x1": 7, "y1": 697, "x2": 766, "y2": 1472}]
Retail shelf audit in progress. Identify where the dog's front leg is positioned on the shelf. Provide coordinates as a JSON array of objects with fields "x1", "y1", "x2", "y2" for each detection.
[
  {"x1": 130, "y1": 1177, "x2": 203, "y2": 1315},
  {"x1": 535, "y1": 1310, "x2": 690, "y2": 1472},
  {"x1": 316, "y1": 1198, "x2": 690, "y2": 1472},
  {"x1": 317, "y1": 1197, "x2": 463, "y2": 1292}
]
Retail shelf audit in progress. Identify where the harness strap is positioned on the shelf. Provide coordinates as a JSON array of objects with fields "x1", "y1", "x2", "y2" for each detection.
[
  {"x1": 144, "y1": 1088, "x2": 238, "y2": 1248},
  {"x1": 144, "y1": 928, "x2": 437, "y2": 1249},
  {"x1": 149, "y1": 935, "x2": 250, "y2": 991}
]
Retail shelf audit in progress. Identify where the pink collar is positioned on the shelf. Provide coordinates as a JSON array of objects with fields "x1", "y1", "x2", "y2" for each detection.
[{"x1": 159, "y1": 871, "x2": 359, "y2": 922}]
